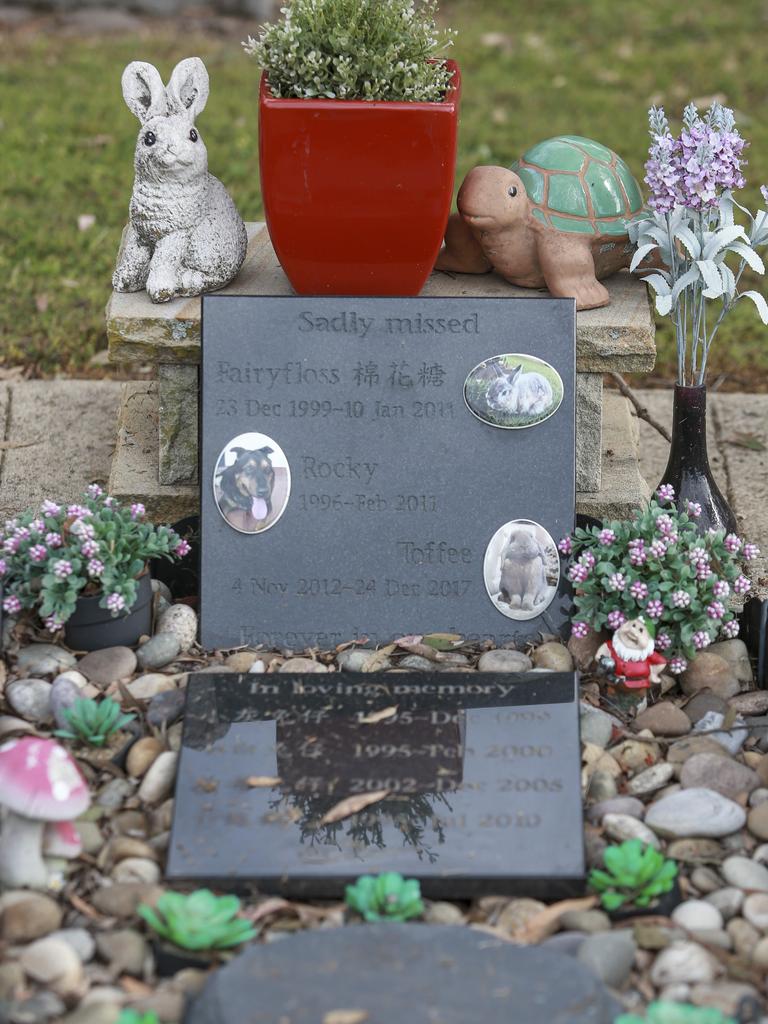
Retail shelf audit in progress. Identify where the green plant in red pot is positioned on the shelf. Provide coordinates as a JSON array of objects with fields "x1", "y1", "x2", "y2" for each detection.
[{"x1": 245, "y1": 0, "x2": 460, "y2": 296}]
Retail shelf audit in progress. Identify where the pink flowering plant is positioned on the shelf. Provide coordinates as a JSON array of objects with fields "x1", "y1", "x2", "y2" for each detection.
[
  {"x1": 0, "y1": 486, "x2": 190, "y2": 631},
  {"x1": 629, "y1": 101, "x2": 768, "y2": 385},
  {"x1": 560, "y1": 486, "x2": 758, "y2": 673}
]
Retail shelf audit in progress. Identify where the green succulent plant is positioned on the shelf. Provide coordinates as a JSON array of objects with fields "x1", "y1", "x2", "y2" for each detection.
[
  {"x1": 589, "y1": 839, "x2": 678, "y2": 911},
  {"x1": 117, "y1": 1011, "x2": 162, "y2": 1024},
  {"x1": 137, "y1": 889, "x2": 256, "y2": 951},
  {"x1": 345, "y1": 872, "x2": 424, "y2": 922},
  {"x1": 54, "y1": 697, "x2": 135, "y2": 747},
  {"x1": 615, "y1": 1001, "x2": 737, "y2": 1024}
]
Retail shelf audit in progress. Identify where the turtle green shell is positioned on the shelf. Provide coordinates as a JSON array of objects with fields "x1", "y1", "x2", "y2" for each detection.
[{"x1": 511, "y1": 135, "x2": 643, "y2": 236}]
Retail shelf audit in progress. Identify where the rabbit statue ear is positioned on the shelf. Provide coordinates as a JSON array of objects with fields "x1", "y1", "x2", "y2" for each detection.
[
  {"x1": 122, "y1": 61, "x2": 166, "y2": 123},
  {"x1": 167, "y1": 58, "x2": 209, "y2": 120}
]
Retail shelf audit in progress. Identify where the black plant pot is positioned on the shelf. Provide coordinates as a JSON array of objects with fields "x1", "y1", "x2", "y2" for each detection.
[
  {"x1": 606, "y1": 877, "x2": 682, "y2": 923},
  {"x1": 152, "y1": 939, "x2": 221, "y2": 977},
  {"x1": 63, "y1": 572, "x2": 153, "y2": 652},
  {"x1": 658, "y1": 384, "x2": 738, "y2": 535}
]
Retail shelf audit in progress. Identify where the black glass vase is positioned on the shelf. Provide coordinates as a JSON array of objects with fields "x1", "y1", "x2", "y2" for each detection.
[{"x1": 658, "y1": 384, "x2": 738, "y2": 535}]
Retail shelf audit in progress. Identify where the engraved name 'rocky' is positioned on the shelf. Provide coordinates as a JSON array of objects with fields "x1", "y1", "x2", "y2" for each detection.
[{"x1": 302, "y1": 455, "x2": 378, "y2": 485}]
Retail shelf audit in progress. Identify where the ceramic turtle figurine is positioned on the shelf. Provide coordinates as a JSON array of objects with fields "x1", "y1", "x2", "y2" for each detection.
[{"x1": 436, "y1": 135, "x2": 645, "y2": 310}]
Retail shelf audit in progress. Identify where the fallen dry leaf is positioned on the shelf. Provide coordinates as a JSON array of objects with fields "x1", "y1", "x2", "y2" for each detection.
[
  {"x1": 319, "y1": 789, "x2": 390, "y2": 825},
  {"x1": 358, "y1": 706, "x2": 397, "y2": 724},
  {"x1": 515, "y1": 895, "x2": 598, "y2": 944},
  {"x1": 323, "y1": 1011, "x2": 369, "y2": 1024},
  {"x1": 246, "y1": 775, "x2": 282, "y2": 787}
]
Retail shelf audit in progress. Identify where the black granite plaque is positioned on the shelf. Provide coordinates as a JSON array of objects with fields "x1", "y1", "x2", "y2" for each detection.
[
  {"x1": 167, "y1": 673, "x2": 584, "y2": 898},
  {"x1": 184, "y1": 924, "x2": 621, "y2": 1024},
  {"x1": 200, "y1": 296, "x2": 575, "y2": 650}
]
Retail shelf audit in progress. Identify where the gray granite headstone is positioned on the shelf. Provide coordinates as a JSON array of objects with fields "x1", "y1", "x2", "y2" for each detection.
[
  {"x1": 183, "y1": 924, "x2": 621, "y2": 1024},
  {"x1": 200, "y1": 295, "x2": 575, "y2": 650},
  {"x1": 167, "y1": 672, "x2": 584, "y2": 898}
]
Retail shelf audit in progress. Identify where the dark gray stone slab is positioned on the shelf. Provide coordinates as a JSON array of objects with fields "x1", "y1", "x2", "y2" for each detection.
[
  {"x1": 183, "y1": 924, "x2": 621, "y2": 1024},
  {"x1": 200, "y1": 295, "x2": 575, "y2": 650},
  {"x1": 166, "y1": 673, "x2": 585, "y2": 898}
]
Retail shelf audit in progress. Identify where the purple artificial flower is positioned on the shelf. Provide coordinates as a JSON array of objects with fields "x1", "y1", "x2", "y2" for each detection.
[
  {"x1": 28, "y1": 519, "x2": 44, "y2": 534},
  {"x1": 734, "y1": 574, "x2": 752, "y2": 595},
  {"x1": 45, "y1": 532, "x2": 62, "y2": 548},
  {"x1": 608, "y1": 572, "x2": 626, "y2": 592},
  {"x1": 53, "y1": 559, "x2": 73, "y2": 579},
  {"x1": 607, "y1": 609, "x2": 626, "y2": 630},
  {"x1": 668, "y1": 655, "x2": 688, "y2": 675},
  {"x1": 175, "y1": 539, "x2": 191, "y2": 557},
  {"x1": 630, "y1": 581, "x2": 649, "y2": 601},
  {"x1": 580, "y1": 551, "x2": 596, "y2": 569},
  {"x1": 629, "y1": 548, "x2": 648, "y2": 567},
  {"x1": 67, "y1": 504, "x2": 90, "y2": 519},
  {"x1": 87, "y1": 558, "x2": 104, "y2": 577},
  {"x1": 558, "y1": 537, "x2": 572, "y2": 556},
  {"x1": 743, "y1": 543, "x2": 760, "y2": 561},
  {"x1": 87, "y1": 483, "x2": 103, "y2": 498},
  {"x1": 693, "y1": 630, "x2": 712, "y2": 650},
  {"x1": 656, "y1": 514, "x2": 674, "y2": 535},
  {"x1": 713, "y1": 580, "x2": 730, "y2": 598},
  {"x1": 103, "y1": 496, "x2": 115, "y2": 507},
  {"x1": 628, "y1": 538, "x2": 645, "y2": 550},
  {"x1": 724, "y1": 533, "x2": 742, "y2": 553},
  {"x1": 645, "y1": 598, "x2": 664, "y2": 620},
  {"x1": 598, "y1": 529, "x2": 616, "y2": 546},
  {"x1": 3, "y1": 536, "x2": 19, "y2": 554},
  {"x1": 569, "y1": 563, "x2": 590, "y2": 584},
  {"x1": 657, "y1": 484, "x2": 675, "y2": 502},
  {"x1": 2, "y1": 594, "x2": 21, "y2": 615},
  {"x1": 41, "y1": 500, "x2": 60, "y2": 517},
  {"x1": 130, "y1": 502, "x2": 146, "y2": 520},
  {"x1": 671, "y1": 590, "x2": 691, "y2": 608},
  {"x1": 28, "y1": 544, "x2": 47, "y2": 563},
  {"x1": 106, "y1": 592, "x2": 125, "y2": 613},
  {"x1": 0, "y1": 559, "x2": 6, "y2": 575},
  {"x1": 80, "y1": 540, "x2": 99, "y2": 559},
  {"x1": 707, "y1": 601, "x2": 726, "y2": 620},
  {"x1": 44, "y1": 615, "x2": 62, "y2": 633},
  {"x1": 689, "y1": 547, "x2": 708, "y2": 564},
  {"x1": 696, "y1": 561, "x2": 713, "y2": 582},
  {"x1": 722, "y1": 619, "x2": 740, "y2": 638},
  {"x1": 687, "y1": 501, "x2": 702, "y2": 518},
  {"x1": 70, "y1": 519, "x2": 95, "y2": 539},
  {"x1": 645, "y1": 108, "x2": 680, "y2": 214},
  {"x1": 675, "y1": 102, "x2": 747, "y2": 210},
  {"x1": 13, "y1": 527, "x2": 30, "y2": 541},
  {"x1": 649, "y1": 540, "x2": 667, "y2": 559},
  {"x1": 571, "y1": 621, "x2": 590, "y2": 639},
  {"x1": 655, "y1": 632, "x2": 672, "y2": 651}
]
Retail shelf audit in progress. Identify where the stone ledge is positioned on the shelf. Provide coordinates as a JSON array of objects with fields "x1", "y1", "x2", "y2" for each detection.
[
  {"x1": 107, "y1": 223, "x2": 657, "y2": 373},
  {"x1": 576, "y1": 391, "x2": 649, "y2": 521}
]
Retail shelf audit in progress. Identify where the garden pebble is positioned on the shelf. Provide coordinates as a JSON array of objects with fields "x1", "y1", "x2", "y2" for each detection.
[
  {"x1": 665, "y1": 838, "x2": 725, "y2": 863},
  {"x1": 6, "y1": 678, "x2": 52, "y2": 722},
  {"x1": 752, "y1": 935, "x2": 768, "y2": 967},
  {"x1": 730, "y1": 691, "x2": 768, "y2": 715},
  {"x1": 97, "y1": 778, "x2": 135, "y2": 809},
  {"x1": 16, "y1": 643, "x2": 76, "y2": 676},
  {"x1": 705, "y1": 888, "x2": 744, "y2": 920},
  {"x1": 337, "y1": 648, "x2": 391, "y2": 671},
  {"x1": 577, "y1": 930, "x2": 636, "y2": 988},
  {"x1": 7, "y1": 991, "x2": 67, "y2": 1022},
  {"x1": 0, "y1": 714, "x2": 34, "y2": 738},
  {"x1": 422, "y1": 901, "x2": 465, "y2": 926},
  {"x1": 49, "y1": 928, "x2": 96, "y2": 963},
  {"x1": 680, "y1": 753, "x2": 760, "y2": 801},
  {"x1": 634, "y1": 701, "x2": 691, "y2": 736},
  {"x1": 125, "y1": 672, "x2": 176, "y2": 700},
  {"x1": 727, "y1": 917, "x2": 761, "y2": 957},
  {"x1": 586, "y1": 771, "x2": 617, "y2": 801},
  {"x1": 61, "y1": 1005, "x2": 122, "y2": 1024},
  {"x1": 612, "y1": 739, "x2": 660, "y2": 773},
  {"x1": 137, "y1": 750, "x2": 178, "y2": 804},
  {"x1": 0, "y1": 893, "x2": 62, "y2": 942},
  {"x1": 709, "y1": 638, "x2": 753, "y2": 686},
  {"x1": 51, "y1": 674, "x2": 85, "y2": 729},
  {"x1": 692, "y1": 710, "x2": 748, "y2": 755},
  {"x1": 531, "y1": 641, "x2": 573, "y2": 671},
  {"x1": 667, "y1": 735, "x2": 731, "y2": 769},
  {"x1": 0, "y1": 962, "x2": 25, "y2": 1001},
  {"x1": 586, "y1": 797, "x2": 644, "y2": 824},
  {"x1": 146, "y1": 688, "x2": 186, "y2": 728},
  {"x1": 742, "y1": 892, "x2": 768, "y2": 931},
  {"x1": 77, "y1": 647, "x2": 137, "y2": 685},
  {"x1": 20, "y1": 937, "x2": 84, "y2": 998},
  {"x1": 477, "y1": 649, "x2": 532, "y2": 673},
  {"x1": 626, "y1": 762, "x2": 674, "y2": 795},
  {"x1": 690, "y1": 867, "x2": 722, "y2": 893},
  {"x1": 602, "y1": 813, "x2": 660, "y2": 849},
  {"x1": 645, "y1": 788, "x2": 746, "y2": 839},
  {"x1": 136, "y1": 634, "x2": 180, "y2": 671},
  {"x1": 722, "y1": 855, "x2": 768, "y2": 892},
  {"x1": 279, "y1": 657, "x2": 328, "y2": 673},
  {"x1": 90, "y1": 883, "x2": 164, "y2": 919},
  {"x1": 649, "y1": 941, "x2": 720, "y2": 985},
  {"x1": 680, "y1": 653, "x2": 739, "y2": 699},
  {"x1": 224, "y1": 650, "x2": 263, "y2": 672},
  {"x1": 671, "y1": 900, "x2": 724, "y2": 931},
  {"x1": 95, "y1": 929, "x2": 148, "y2": 976},
  {"x1": 750, "y1": 786, "x2": 768, "y2": 807},
  {"x1": 75, "y1": 821, "x2": 103, "y2": 855},
  {"x1": 559, "y1": 909, "x2": 610, "y2": 934},
  {"x1": 747, "y1": 801, "x2": 768, "y2": 841},
  {"x1": 683, "y1": 691, "x2": 728, "y2": 724},
  {"x1": 579, "y1": 705, "x2": 615, "y2": 748},
  {"x1": 126, "y1": 737, "x2": 164, "y2": 778},
  {"x1": 156, "y1": 603, "x2": 198, "y2": 651}
]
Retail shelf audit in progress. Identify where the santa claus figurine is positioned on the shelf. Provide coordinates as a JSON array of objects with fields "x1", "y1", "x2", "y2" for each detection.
[{"x1": 596, "y1": 616, "x2": 666, "y2": 703}]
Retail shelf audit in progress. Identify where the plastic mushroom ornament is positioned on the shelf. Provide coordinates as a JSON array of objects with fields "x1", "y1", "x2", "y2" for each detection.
[{"x1": 0, "y1": 737, "x2": 90, "y2": 889}]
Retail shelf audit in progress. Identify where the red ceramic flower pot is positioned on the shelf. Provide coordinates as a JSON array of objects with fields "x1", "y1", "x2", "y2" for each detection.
[{"x1": 258, "y1": 60, "x2": 461, "y2": 296}]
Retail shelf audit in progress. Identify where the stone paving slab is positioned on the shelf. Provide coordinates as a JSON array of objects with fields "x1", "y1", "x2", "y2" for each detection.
[
  {"x1": 636, "y1": 388, "x2": 768, "y2": 599},
  {"x1": 107, "y1": 223, "x2": 657, "y2": 373},
  {"x1": 0, "y1": 380, "x2": 122, "y2": 519}
]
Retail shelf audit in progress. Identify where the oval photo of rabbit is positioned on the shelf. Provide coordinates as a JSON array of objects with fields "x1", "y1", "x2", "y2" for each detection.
[
  {"x1": 213, "y1": 432, "x2": 291, "y2": 535},
  {"x1": 464, "y1": 354, "x2": 563, "y2": 429},
  {"x1": 484, "y1": 519, "x2": 560, "y2": 621}
]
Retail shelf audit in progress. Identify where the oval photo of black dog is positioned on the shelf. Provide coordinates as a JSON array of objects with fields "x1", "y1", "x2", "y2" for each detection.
[
  {"x1": 484, "y1": 519, "x2": 560, "y2": 620},
  {"x1": 213, "y1": 433, "x2": 291, "y2": 534},
  {"x1": 464, "y1": 354, "x2": 563, "y2": 429}
]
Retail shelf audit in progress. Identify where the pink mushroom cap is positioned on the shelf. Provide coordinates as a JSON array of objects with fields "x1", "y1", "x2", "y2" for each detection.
[{"x1": 0, "y1": 737, "x2": 90, "y2": 821}]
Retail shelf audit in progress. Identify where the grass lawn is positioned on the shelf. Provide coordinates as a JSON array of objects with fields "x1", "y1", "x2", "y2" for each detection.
[{"x1": 2, "y1": 0, "x2": 768, "y2": 386}]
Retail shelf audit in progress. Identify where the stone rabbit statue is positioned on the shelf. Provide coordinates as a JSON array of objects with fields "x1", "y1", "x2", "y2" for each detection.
[
  {"x1": 498, "y1": 526, "x2": 550, "y2": 611},
  {"x1": 113, "y1": 58, "x2": 247, "y2": 303}
]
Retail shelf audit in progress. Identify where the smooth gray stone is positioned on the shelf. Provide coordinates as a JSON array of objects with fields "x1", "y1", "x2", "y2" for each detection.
[
  {"x1": 184, "y1": 924, "x2": 621, "y2": 1024},
  {"x1": 50, "y1": 676, "x2": 83, "y2": 730},
  {"x1": 16, "y1": 643, "x2": 76, "y2": 676},
  {"x1": 136, "y1": 633, "x2": 180, "y2": 671}
]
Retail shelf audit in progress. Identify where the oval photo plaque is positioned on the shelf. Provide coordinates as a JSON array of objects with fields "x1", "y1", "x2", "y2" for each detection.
[
  {"x1": 464, "y1": 353, "x2": 564, "y2": 429},
  {"x1": 213, "y1": 432, "x2": 291, "y2": 535}
]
